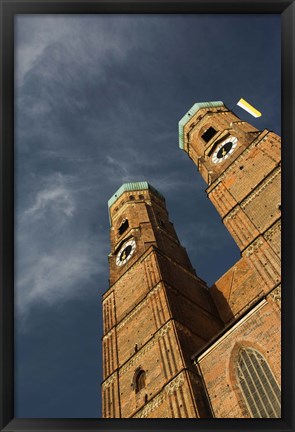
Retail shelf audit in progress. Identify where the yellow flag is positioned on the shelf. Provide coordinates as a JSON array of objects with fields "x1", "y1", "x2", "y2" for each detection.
[{"x1": 237, "y1": 98, "x2": 262, "y2": 118}]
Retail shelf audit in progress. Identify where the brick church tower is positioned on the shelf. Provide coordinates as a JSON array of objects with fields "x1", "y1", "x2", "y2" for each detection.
[
  {"x1": 179, "y1": 101, "x2": 281, "y2": 418},
  {"x1": 101, "y1": 101, "x2": 281, "y2": 418},
  {"x1": 102, "y1": 182, "x2": 223, "y2": 418}
]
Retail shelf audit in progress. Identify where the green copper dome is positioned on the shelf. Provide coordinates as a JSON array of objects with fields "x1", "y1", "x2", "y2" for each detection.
[
  {"x1": 108, "y1": 181, "x2": 165, "y2": 210},
  {"x1": 178, "y1": 101, "x2": 224, "y2": 150}
]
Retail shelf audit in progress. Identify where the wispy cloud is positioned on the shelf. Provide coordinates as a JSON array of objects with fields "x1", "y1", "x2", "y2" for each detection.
[
  {"x1": 15, "y1": 15, "x2": 136, "y2": 87},
  {"x1": 105, "y1": 155, "x2": 130, "y2": 177},
  {"x1": 15, "y1": 240, "x2": 99, "y2": 320},
  {"x1": 24, "y1": 173, "x2": 75, "y2": 221},
  {"x1": 15, "y1": 172, "x2": 103, "y2": 322}
]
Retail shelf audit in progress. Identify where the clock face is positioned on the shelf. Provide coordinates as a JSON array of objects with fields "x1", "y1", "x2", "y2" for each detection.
[
  {"x1": 212, "y1": 136, "x2": 238, "y2": 164},
  {"x1": 116, "y1": 239, "x2": 136, "y2": 266}
]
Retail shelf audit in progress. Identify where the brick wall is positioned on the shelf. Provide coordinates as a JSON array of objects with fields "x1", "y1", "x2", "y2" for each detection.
[{"x1": 197, "y1": 296, "x2": 281, "y2": 418}]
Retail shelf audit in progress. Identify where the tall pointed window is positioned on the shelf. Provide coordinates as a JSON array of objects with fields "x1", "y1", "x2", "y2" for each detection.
[
  {"x1": 133, "y1": 368, "x2": 146, "y2": 393},
  {"x1": 236, "y1": 348, "x2": 281, "y2": 418}
]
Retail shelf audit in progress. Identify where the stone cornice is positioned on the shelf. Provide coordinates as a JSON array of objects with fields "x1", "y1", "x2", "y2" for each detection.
[{"x1": 118, "y1": 321, "x2": 172, "y2": 376}]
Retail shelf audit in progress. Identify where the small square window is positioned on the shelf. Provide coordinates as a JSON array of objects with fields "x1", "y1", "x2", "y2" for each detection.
[{"x1": 201, "y1": 127, "x2": 217, "y2": 143}]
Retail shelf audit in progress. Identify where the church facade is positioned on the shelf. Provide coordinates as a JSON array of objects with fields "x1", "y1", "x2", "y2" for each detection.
[{"x1": 101, "y1": 101, "x2": 281, "y2": 418}]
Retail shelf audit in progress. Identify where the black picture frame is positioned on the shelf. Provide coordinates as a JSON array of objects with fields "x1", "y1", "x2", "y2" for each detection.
[{"x1": 0, "y1": 1, "x2": 294, "y2": 431}]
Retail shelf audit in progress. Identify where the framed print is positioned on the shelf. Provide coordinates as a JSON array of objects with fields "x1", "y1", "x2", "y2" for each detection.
[{"x1": 0, "y1": 1, "x2": 294, "y2": 431}]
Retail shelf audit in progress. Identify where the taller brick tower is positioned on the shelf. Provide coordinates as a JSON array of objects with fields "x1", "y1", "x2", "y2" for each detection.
[
  {"x1": 179, "y1": 101, "x2": 281, "y2": 418},
  {"x1": 102, "y1": 182, "x2": 223, "y2": 418}
]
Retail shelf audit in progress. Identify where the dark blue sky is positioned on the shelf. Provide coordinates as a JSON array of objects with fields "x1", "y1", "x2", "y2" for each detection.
[{"x1": 14, "y1": 14, "x2": 280, "y2": 418}]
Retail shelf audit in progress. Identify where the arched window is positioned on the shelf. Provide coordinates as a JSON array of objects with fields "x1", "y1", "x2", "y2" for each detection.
[
  {"x1": 118, "y1": 219, "x2": 129, "y2": 236},
  {"x1": 158, "y1": 218, "x2": 165, "y2": 228},
  {"x1": 236, "y1": 348, "x2": 281, "y2": 418},
  {"x1": 136, "y1": 370, "x2": 145, "y2": 392},
  {"x1": 133, "y1": 368, "x2": 146, "y2": 393}
]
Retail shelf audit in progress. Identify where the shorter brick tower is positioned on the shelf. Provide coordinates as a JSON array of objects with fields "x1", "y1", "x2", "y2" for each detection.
[
  {"x1": 102, "y1": 182, "x2": 223, "y2": 418},
  {"x1": 179, "y1": 101, "x2": 281, "y2": 418}
]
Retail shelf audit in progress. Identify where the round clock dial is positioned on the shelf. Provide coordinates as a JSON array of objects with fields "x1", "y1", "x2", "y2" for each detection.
[
  {"x1": 116, "y1": 239, "x2": 136, "y2": 266},
  {"x1": 212, "y1": 136, "x2": 238, "y2": 164}
]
